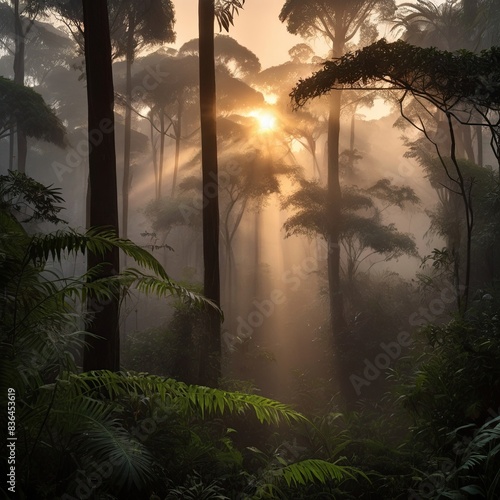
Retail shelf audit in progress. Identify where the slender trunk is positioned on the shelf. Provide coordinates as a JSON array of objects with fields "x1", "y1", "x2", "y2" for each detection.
[
  {"x1": 8, "y1": 124, "x2": 14, "y2": 171},
  {"x1": 159, "y1": 111, "x2": 165, "y2": 199},
  {"x1": 82, "y1": 0, "x2": 121, "y2": 372},
  {"x1": 150, "y1": 112, "x2": 159, "y2": 200},
  {"x1": 171, "y1": 98, "x2": 183, "y2": 196},
  {"x1": 462, "y1": 123, "x2": 475, "y2": 163},
  {"x1": 477, "y1": 123, "x2": 483, "y2": 167},
  {"x1": 198, "y1": 0, "x2": 221, "y2": 386},
  {"x1": 447, "y1": 114, "x2": 473, "y2": 313},
  {"x1": 348, "y1": 104, "x2": 358, "y2": 178},
  {"x1": 13, "y1": 0, "x2": 27, "y2": 173},
  {"x1": 122, "y1": 20, "x2": 135, "y2": 240},
  {"x1": 327, "y1": 89, "x2": 350, "y2": 403},
  {"x1": 254, "y1": 209, "x2": 260, "y2": 296}
]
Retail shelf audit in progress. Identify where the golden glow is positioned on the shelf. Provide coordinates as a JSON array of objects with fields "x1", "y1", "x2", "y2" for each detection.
[
  {"x1": 263, "y1": 92, "x2": 278, "y2": 105},
  {"x1": 249, "y1": 110, "x2": 277, "y2": 133}
]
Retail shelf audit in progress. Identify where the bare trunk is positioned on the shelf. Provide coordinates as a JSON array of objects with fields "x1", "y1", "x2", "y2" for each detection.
[
  {"x1": 150, "y1": 113, "x2": 159, "y2": 200},
  {"x1": 159, "y1": 111, "x2": 165, "y2": 199},
  {"x1": 198, "y1": 0, "x2": 221, "y2": 387},
  {"x1": 82, "y1": 0, "x2": 121, "y2": 372},
  {"x1": 122, "y1": 21, "x2": 135, "y2": 240},
  {"x1": 13, "y1": 0, "x2": 27, "y2": 173},
  {"x1": 171, "y1": 98, "x2": 183, "y2": 196}
]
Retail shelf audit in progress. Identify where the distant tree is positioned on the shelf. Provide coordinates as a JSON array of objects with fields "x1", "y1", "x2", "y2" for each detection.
[
  {"x1": 132, "y1": 39, "x2": 262, "y2": 202},
  {"x1": 179, "y1": 34, "x2": 261, "y2": 79},
  {"x1": 392, "y1": 0, "x2": 500, "y2": 166},
  {"x1": 250, "y1": 50, "x2": 325, "y2": 178},
  {"x1": 0, "y1": 0, "x2": 50, "y2": 171},
  {"x1": 131, "y1": 52, "x2": 199, "y2": 200},
  {"x1": 37, "y1": 0, "x2": 175, "y2": 239},
  {"x1": 179, "y1": 148, "x2": 300, "y2": 300},
  {"x1": 279, "y1": 0, "x2": 396, "y2": 404},
  {"x1": 0, "y1": 76, "x2": 65, "y2": 147},
  {"x1": 291, "y1": 39, "x2": 500, "y2": 311},
  {"x1": 114, "y1": 0, "x2": 175, "y2": 239},
  {"x1": 283, "y1": 178, "x2": 419, "y2": 282}
]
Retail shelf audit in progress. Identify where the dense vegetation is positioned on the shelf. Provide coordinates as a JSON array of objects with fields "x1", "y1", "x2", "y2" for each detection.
[{"x1": 2, "y1": 0, "x2": 500, "y2": 498}]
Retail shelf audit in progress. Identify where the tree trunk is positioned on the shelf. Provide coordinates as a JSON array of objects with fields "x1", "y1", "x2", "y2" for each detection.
[
  {"x1": 171, "y1": 98, "x2": 183, "y2": 196},
  {"x1": 477, "y1": 123, "x2": 483, "y2": 167},
  {"x1": 327, "y1": 89, "x2": 350, "y2": 402},
  {"x1": 13, "y1": 0, "x2": 27, "y2": 173},
  {"x1": 198, "y1": 0, "x2": 221, "y2": 387},
  {"x1": 82, "y1": 0, "x2": 121, "y2": 372},
  {"x1": 159, "y1": 111, "x2": 165, "y2": 199},
  {"x1": 150, "y1": 111, "x2": 159, "y2": 200},
  {"x1": 122, "y1": 19, "x2": 135, "y2": 241}
]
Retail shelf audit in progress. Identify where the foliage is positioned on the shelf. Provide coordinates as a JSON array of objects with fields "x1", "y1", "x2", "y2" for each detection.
[
  {"x1": 0, "y1": 75, "x2": 66, "y2": 145},
  {"x1": 165, "y1": 472, "x2": 230, "y2": 499},
  {"x1": 396, "y1": 292, "x2": 500, "y2": 449},
  {"x1": 291, "y1": 39, "x2": 500, "y2": 111},
  {"x1": 215, "y1": 0, "x2": 246, "y2": 33},
  {"x1": 179, "y1": 34, "x2": 261, "y2": 78},
  {"x1": 0, "y1": 176, "x2": 372, "y2": 498},
  {"x1": 282, "y1": 178, "x2": 418, "y2": 279},
  {"x1": 0, "y1": 170, "x2": 65, "y2": 223},
  {"x1": 409, "y1": 416, "x2": 500, "y2": 499},
  {"x1": 279, "y1": 0, "x2": 396, "y2": 46}
]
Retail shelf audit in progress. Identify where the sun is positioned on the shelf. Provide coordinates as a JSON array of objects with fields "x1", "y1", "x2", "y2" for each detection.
[{"x1": 249, "y1": 110, "x2": 277, "y2": 133}]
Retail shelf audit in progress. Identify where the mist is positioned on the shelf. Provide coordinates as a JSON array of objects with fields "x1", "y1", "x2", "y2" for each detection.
[{"x1": 3, "y1": 0, "x2": 500, "y2": 498}]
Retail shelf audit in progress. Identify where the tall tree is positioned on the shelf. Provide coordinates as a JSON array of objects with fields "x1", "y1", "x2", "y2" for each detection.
[
  {"x1": 82, "y1": 0, "x2": 120, "y2": 371},
  {"x1": 116, "y1": 0, "x2": 175, "y2": 239},
  {"x1": 196, "y1": 0, "x2": 245, "y2": 386},
  {"x1": 0, "y1": 0, "x2": 45, "y2": 171},
  {"x1": 279, "y1": 0, "x2": 395, "y2": 404},
  {"x1": 198, "y1": 0, "x2": 221, "y2": 386}
]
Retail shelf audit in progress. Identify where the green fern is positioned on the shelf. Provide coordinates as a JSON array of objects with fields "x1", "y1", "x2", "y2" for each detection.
[
  {"x1": 279, "y1": 458, "x2": 363, "y2": 487},
  {"x1": 62, "y1": 370, "x2": 307, "y2": 426}
]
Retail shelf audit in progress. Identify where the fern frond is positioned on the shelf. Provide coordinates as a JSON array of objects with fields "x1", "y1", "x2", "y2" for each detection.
[
  {"x1": 279, "y1": 459, "x2": 365, "y2": 487},
  {"x1": 63, "y1": 371, "x2": 307, "y2": 426}
]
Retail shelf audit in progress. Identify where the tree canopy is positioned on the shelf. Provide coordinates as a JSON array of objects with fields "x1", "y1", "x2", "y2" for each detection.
[
  {"x1": 291, "y1": 38, "x2": 500, "y2": 111},
  {"x1": 0, "y1": 76, "x2": 65, "y2": 146}
]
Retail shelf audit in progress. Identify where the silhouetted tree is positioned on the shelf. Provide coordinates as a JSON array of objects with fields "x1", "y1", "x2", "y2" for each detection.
[
  {"x1": 197, "y1": 0, "x2": 245, "y2": 386},
  {"x1": 0, "y1": 76, "x2": 65, "y2": 147},
  {"x1": 82, "y1": 0, "x2": 120, "y2": 371}
]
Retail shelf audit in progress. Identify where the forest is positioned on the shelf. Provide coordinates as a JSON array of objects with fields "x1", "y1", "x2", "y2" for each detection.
[{"x1": 2, "y1": 0, "x2": 500, "y2": 498}]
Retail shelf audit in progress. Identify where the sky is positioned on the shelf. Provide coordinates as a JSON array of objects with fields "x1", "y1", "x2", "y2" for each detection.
[
  {"x1": 173, "y1": 0, "x2": 312, "y2": 69},
  {"x1": 172, "y1": 0, "x2": 404, "y2": 70}
]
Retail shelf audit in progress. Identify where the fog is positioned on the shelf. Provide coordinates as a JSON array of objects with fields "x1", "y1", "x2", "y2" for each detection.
[
  {"x1": 0, "y1": 7, "x2": 444, "y2": 403},
  {"x1": 3, "y1": 1, "x2": 500, "y2": 497}
]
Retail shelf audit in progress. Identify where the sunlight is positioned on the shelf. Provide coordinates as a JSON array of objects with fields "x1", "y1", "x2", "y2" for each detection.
[{"x1": 249, "y1": 110, "x2": 277, "y2": 133}]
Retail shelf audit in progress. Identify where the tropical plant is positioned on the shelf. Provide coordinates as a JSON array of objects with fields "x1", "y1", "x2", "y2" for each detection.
[
  {"x1": 409, "y1": 416, "x2": 500, "y2": 499},
  {"x1": 396, "y1": 291, "x2": 500, "y2": 451}
]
